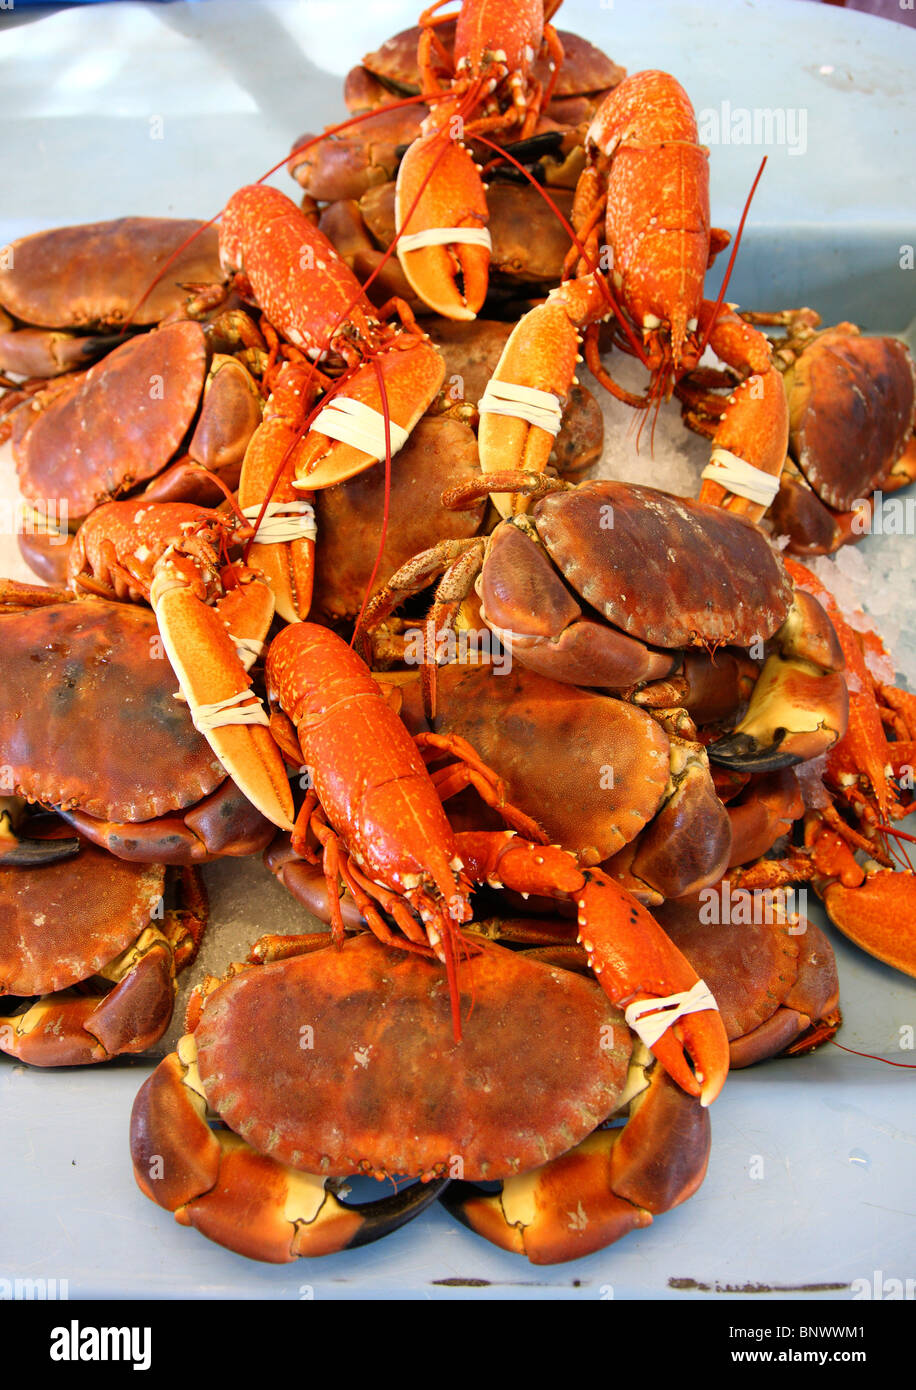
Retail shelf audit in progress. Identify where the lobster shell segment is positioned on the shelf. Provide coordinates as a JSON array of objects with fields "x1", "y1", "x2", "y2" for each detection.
[
  {"x1": 533, "y1": 481, "x2": 793, "y2": 649},
  {"x1": 0, "y1": 600, "x2": 224, "y2": 823},
  {"x1": 194, "y1": 935, "x2": 632, "y2": 1181}
]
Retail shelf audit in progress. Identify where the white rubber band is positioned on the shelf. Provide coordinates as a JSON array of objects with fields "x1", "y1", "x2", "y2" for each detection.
[
  {"x1": 311, "y1": 397, "x2": 410, "y2": 460},
  {"x1": 701, "y1": 448, "x2": 782, "y2": 506},
  {"x1": 241, "y1": 501, "x2": 317, "y2": 545},
  {"x1": 397, "y1": 226, "x2": 492, "y2": 254},
  {"x1": 190, "y1": 687, "x2": 270, "y2": 733},
  {"x1": 478, "y1": 380, "x2": 564, "y2": 437},
  {"x1": 229, "y1": 634, "x2": 265, "y2": 672},
  {"x1": 624, "y1": 979, "x2": 719, "y2": 1050}
]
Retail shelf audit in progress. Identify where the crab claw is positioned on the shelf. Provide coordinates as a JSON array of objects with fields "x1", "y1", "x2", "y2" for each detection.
[
  {"x1": 709, "y1": 657, "x2": 849, "y2": 771},
  {"x1": 709, "y1": 586, "x2": 848, "y2": 771},
  {"x1": 130, "y1": 1036, "x2": 447, "y2": 1262},
  {"x1": 150, "y1": 559, "x2": 294, "y2": 832},
  {"x1": 440, "y1": 1058, "x2": 710, "y2": 1264},
  {"x1": 395, "y1": 130, "x2": 490, "y2": 320},
  {"x1": 293, "y1": 335, "x2": 445, "y2": 490},
  {"x1": 577, "y1": 869, "x2": 730, "y2": 1106},
  {"x1": 0, "y1": 800, "x2": 78, "y2": 867}
]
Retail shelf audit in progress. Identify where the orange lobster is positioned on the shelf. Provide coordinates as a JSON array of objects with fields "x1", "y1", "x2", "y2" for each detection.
[
  {"x1": 471, "y1": 69, "x2": 788, "y2": 520},
  {"x1": 219, "y1": 184, "x2": 445, "y2": 620},
  {"x1": 263, "y1": 621, "x2": 729, "y2": 1102},
  {"x1": 394, "y1": 0, "x2": 565, "y2": 319}
]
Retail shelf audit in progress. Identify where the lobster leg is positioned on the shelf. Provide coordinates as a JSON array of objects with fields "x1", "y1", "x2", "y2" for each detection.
[
  {"x1": 130, "y1": 1034, "x2": 446, "y2": 1263},
  {"x1": 441, "y1": 1054, "x2": 710, "y2": 1263}
]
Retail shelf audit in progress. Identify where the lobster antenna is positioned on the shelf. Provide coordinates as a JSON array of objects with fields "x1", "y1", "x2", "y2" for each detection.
[
  {"x1": 828, "y1": 1038, "x2": 916, "y2": 1069},
  {"x1": 697, "y1": 154, "x2": 768, "y2": 360}
]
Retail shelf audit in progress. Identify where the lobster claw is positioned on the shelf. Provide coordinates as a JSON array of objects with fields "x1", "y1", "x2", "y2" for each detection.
[
  {"x1": 578, "y1": 869, "x2": 731, "y2": 1107},
  {"x1": 395, "y1": 131, "x2": 491, "y2": 321},
  {"x1": 238, "y1": 361, "x2": 317, "y2": 624},
  {"x1": 293, "y1": 336, "x2": 446, "y2": 490},
  {"x1": 150, "y1": 558, "x2": 294, "y2": 832},
  {"x1": 476, "y1": 282, "x2": 600, "y2": 515},
  {"x1": 821, "y1": 869, "x2": 916, "y2": 979}
]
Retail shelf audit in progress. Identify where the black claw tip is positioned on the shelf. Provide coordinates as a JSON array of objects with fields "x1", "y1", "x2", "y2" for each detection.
[
  {"x1": 0, "y1": 836, "x2": 81, "y2": 869},
  {"x1": 707, "y1": 729, "x2": 799, "y2": 772},
  {"x1": 343, "y1": 1175, "x2": 451, "y2": 1249}
]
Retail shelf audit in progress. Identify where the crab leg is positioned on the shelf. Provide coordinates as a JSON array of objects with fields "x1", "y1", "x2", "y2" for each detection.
[
  {"x1": 130, "y1": 1033, "x2": 447, "y2": 1263},
  {"x1": 455, "y1": 831, "x2": 730, "y2": 1105}
]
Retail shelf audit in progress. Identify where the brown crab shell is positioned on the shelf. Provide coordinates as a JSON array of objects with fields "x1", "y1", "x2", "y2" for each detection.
[
  {"x1": 194, "y1": 934, "x2": 631, "y2": 1181},
  {"x1": 430, "y1": 664, "x2": 670, "y2": 866},
  {"x1": 13, "y1": 320, "x2": 208, "y2": 519},
  {"x1": 0, "y1": 219, "x2": 222, "y2": 329},
  {"x1": 0, "y1": 599, "x2": 224, "y2": 823},
  {"x1": 0, "y1": 837, "x2": 164, "y2": 996},
  {"x1": 786, "y1": 331, "x2": 916, "y2": 513},
  {"x1": 532, "y1": 481, "x2": 793, "y2": 650}
]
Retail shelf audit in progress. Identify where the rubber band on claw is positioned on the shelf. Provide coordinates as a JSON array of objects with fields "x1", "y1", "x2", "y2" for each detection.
[
  {"x1": 701, "y1": 449, "x2": 781, "y2": 507},
  {"x1": 307, "y1": 398, "x2": 411, "y2": 460},
  {"x1": 624, "y1": 980, "x2": 719, "y2": 1051},
  {"x1": 241, "y1": 501, "x2": 318, "y2": 545},
  {"x1": 478, "y1": 381, "x2": 564, "y2": 436},
  {"x1": 190, "y1": 688, "x2": 271, "y2": 734},
  {"x1": 396, "y1": 226, "x2": 493, "y2": 254}
]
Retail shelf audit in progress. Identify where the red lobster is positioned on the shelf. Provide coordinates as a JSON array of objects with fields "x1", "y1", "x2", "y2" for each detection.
[
  {"x1": 471, "y1": 69, "x2": 789, "y2": 521},
  {"x1": 264, "y1": 621, "x2": 730, "y2": 1103}
]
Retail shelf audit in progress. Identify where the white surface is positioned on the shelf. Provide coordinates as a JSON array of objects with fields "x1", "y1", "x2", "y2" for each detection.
[{"x1": 1, "y1": 0, "x2": 915, "y2": 1301}]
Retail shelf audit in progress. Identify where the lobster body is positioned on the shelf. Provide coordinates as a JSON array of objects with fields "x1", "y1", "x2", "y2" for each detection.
[
  {"x1": 267, "y1": 623, "x2": 465, "y2": 909},
  {"x1": 219, "y1": 185, "x2": 379, "y2": 359},
  {"x1": 589, "y1": 70, "x2": 709, "y2": 378}
]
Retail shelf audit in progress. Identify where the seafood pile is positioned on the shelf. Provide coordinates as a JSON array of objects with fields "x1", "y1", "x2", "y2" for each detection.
[{"x1": 1, "y1": 0, "x2": 914, "y2": 1279}]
